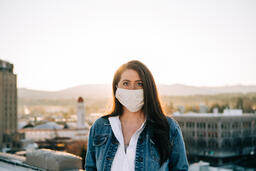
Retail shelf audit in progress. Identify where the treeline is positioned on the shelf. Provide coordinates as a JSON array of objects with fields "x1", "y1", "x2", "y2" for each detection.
[
  {"x1": 161, "y1": 92, "x2": 256, "y2": 114},
  {"x1": 18, "y1": 92, "x2": 256, "y2": 115},
  {"x1": 18, "y1": 97, "x2": 111, "y2": 115}
]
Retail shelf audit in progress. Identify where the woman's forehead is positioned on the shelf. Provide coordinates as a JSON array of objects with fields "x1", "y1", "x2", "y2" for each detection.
[{"x1": 120, "y1": 69, "x2": 141, "y2": 81}]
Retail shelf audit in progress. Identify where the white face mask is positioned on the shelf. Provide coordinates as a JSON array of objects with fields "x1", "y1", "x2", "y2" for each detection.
[{"x1": 115, "y1": 88, "x2": 144, "y2": 113}]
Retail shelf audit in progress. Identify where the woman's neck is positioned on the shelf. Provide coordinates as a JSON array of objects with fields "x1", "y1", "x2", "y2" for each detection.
[{"x1": 120, "y1": 108, "x2": 145, "y2": 124}]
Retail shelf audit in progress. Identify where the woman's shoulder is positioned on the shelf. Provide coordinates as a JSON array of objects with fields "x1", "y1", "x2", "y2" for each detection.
[
  {"x1": 166, "y1": 116, "x2": 181, "y2": 136},
  {"x1": 166, "y1": 116, "x2": 179, "y2": 127},
  {"x1": 89, "y1": 116, "x2": 112, "y2": 135},
  {"x1": 92, "y1": 116, "x2": 110, "y2": 127}
]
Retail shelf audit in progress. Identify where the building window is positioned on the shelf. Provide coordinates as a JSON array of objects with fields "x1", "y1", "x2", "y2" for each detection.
[
  {"x1": 185, "y1": 138, "x2": 196, "y2": 147},
  {"x1": 243, "y1": 137, "x2": 252, "y2": 146},
  {"x1": 232, "y1": 131, "x2": 240, "y2": 137},
  {"x1": 208, "y1": 131, "x2": 218, "y2": 138},
  {"x1": 232, "y1": 122, "x2": 239, "y2": 129},
  {"x1": 179, "y1": 122, "x2": 184, "y2": 128},
  {"x1": 208, "y1": 123, "x2": 217, "y2": 129},
  {"x1": 221, "y1": 139, "x2": 232, "y2": 149},
  {"x1": 197, "y1": 131, "x2": 206, "y2": 137},
  {"x1": 186, "y1": 122, "x2": 195, "y2": 128},
  {"x1": 253, "y1": 138, "x2": 256, "y2": 146},
  {"x1": 221, "y1": 123, "x2": 230, "y2": 129},
  {"x1": 243, "y1": 130, "x2": 251, "y2": 136},
  {"x1": 208, "y1": 139, "x2": 218, "y2": 149},
  {"x1": 221, "y1": 131, "x2": 231, "y2": 138},
  {"x1": 197, "y1": 122, "x2": 205, "y2": 129},
  {"x1": 197, "y1": 139, "x2": 207, "y2": 148},
  {"x1": 243, "y1": 122, "x2": 251, "y2": 129}
]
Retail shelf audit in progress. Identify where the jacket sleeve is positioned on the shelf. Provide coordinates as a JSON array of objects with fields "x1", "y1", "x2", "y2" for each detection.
[
  {"x1": 169, "y1": 122, "x2": 189, "y2": 171},
  {"x1": 85, "y1": 124, "x2": 97, "y2": 171}
]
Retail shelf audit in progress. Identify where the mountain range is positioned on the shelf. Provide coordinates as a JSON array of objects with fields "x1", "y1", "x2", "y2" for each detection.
[{"x1": 18, "y1": 84, "x2": 256, "y2": 99}]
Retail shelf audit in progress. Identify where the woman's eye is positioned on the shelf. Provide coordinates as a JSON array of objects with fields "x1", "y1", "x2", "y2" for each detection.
[
  {"x1": 137, "y1": 83, "x2": 143, "y2": 87},
  {"x1": 123, "y1": 82, "x2": 128, "y2": 86}
]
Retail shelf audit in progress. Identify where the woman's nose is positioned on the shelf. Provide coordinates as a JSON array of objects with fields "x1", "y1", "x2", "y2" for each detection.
[
  {"x1": 130, "y1": 84, "x2": 137, "y2": 90},
  {"x1": 128, "y1": 83, "x2": 140, "y2": 90}
]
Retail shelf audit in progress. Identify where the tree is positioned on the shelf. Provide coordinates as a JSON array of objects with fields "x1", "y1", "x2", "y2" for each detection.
[
  {"x1": 209, "y1": 104, "x2": 220, "y2": 113},
  {"x1": 235, "y1": 97, "x2": 244, "y2": 110},
  {"x1": 163, "y1": 102, "x2": 175, "y2": 114}
]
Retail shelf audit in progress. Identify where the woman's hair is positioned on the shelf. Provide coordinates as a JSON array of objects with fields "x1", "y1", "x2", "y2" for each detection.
[{"x1": 107, "y1": 60, "x2": 172, "y2": 166}]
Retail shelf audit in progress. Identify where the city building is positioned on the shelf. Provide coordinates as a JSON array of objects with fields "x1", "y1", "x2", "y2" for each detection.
[
  {"x1": 0, "y1": 59, "x2": 18, "y2": 149},
  {"x1": 0, "y1": 149, "x2": 83, "y2": 171},
  {"x1": 178, "y1": 105, "x2": 185, "y2": 114},
  {"x1": 199, "y1": 103, "x2": 208, "y2": 113},
  {"x1": 19, "y1": 127, "x2": 89, "y2": 141},
  {"x1": 173, "y1": 110, "x2": 256, "y2": 164}
]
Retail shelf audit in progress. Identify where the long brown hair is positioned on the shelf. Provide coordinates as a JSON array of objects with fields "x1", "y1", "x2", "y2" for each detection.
[{"x1": 106, "y1": 60, "x2": 172, "y2": 166}]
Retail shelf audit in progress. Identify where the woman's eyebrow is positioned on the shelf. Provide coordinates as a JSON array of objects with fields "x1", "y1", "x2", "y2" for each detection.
[
  {"x1": 122, "y1": 79, "x2": 131, "y2": 82},
  {"x1": 122, "y1": 79, "x2": 142, "y2": 82}
]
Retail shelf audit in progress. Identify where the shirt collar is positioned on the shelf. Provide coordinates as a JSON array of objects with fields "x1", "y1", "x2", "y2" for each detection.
[{"x1": 108, "y1": 116, "x2": 146, "y2": 146}]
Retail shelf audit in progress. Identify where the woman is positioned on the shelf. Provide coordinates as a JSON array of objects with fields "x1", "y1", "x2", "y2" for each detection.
[{"x1": 85, "y1": 60, "x2": 188, "y2": 171}]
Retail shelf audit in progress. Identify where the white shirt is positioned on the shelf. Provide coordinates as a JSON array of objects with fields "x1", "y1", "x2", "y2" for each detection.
[{"x1": 108, "y1": 116, "x2": 146, "y2": 171}]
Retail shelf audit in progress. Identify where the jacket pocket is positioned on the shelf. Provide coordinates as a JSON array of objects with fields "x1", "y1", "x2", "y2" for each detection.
[{"x1": 93, "y1": 135, "x2": 108, "y2": 146}]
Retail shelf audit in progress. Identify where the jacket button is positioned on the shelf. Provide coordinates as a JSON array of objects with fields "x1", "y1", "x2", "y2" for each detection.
[{"x1": 138, "y1": 157, "x2": 143, "y2": 162}]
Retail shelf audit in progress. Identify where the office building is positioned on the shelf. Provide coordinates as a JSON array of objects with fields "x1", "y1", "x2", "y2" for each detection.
[
  {"x1": 173, "y1": 111, "x2": 256, "y2": 164},
  {"x1": 0, "y1": 59, "x2": 18, "y2": 149}
]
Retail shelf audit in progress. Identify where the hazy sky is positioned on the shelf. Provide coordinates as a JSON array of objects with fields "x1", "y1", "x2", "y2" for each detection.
[{"x1": 0, "y1": 0, "x2": 255, "y2": 91}]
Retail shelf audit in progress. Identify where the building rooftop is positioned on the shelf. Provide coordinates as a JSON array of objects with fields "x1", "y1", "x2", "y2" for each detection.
[
  {"x1": 0, "y1": 152, "x2": 43, "y2": 171},
  {"x1": 0, "y1": 149, "x2": 84, "y2": 171},
  {"x1": 0, "y1": 59, "x2": 14, "y2": 73},
  {"x1": 173, "y1": 112, "x2": 256, "y2": 117},
  {"x1": 34, "y1": 122, "x2": 63, "y2": 129},
  {"x1": 189, "y1": 161, "x2": 232, "y2": 171},
  {"x1": 0, "y1": 161, "x2": 39, "y2": 171}
]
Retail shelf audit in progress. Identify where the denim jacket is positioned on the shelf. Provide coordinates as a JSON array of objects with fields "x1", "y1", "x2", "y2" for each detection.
[{"x1": 85, "y1": 116, "x2": 188, "y2": 171}]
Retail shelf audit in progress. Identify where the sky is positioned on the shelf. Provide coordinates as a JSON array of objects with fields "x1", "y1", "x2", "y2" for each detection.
[{"x1": 0, "y1": 0, "x2": 255, "y2": 91}]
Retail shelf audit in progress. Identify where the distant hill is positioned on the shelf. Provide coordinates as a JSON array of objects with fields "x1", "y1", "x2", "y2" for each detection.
[
  {"x1": 18, "y1": 84, "x2": 256, "y2": 99},
  {"x1": 18, "y1": 84, "x2": 112, "y2": 99},
  {"x1": 157, "y1": 84, "x2": 256, "y2": 96}
]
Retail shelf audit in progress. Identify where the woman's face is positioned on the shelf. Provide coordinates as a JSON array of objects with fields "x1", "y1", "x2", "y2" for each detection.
[{"x1": 117, "y1": 69, "x2": 143, "y2": 90}]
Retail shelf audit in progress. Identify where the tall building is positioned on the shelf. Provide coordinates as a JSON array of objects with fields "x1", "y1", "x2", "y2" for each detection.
[
  {"x1": 77, "y1": 97, "x2": 85, "y2": 128},
  {"x1": 0, "y1": 59, "x2": 17, "y2": 149}
]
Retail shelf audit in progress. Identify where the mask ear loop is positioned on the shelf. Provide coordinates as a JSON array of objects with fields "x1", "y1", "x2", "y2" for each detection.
[
  {"x1": 115, "y1": 85, "x2": 119, "y2": 91},
  {"x1": 115, "y1": 85, "x2": 119, "y2": 96}
]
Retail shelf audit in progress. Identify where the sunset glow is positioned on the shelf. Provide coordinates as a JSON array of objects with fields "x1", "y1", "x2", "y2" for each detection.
[{"x1": 1, "y1": 0, "x2": 255, "y2": 91}]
